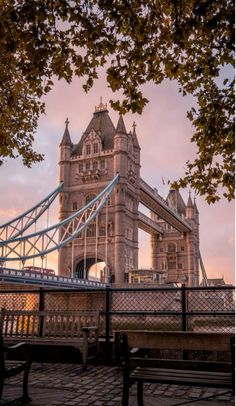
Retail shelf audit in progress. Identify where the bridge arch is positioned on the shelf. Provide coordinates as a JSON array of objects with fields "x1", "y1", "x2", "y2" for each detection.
[{"x1": 74, "y1": 254, "x2": 112, "y2": 283}]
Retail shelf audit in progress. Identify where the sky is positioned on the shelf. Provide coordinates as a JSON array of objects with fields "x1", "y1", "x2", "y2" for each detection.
[{"x1": 0, "y1": 74, "x2": 234, "y2": 284}]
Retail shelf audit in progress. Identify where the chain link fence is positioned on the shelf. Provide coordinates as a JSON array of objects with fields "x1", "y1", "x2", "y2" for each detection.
[{"x1": 0, "y1": 285, "x2": 234, "y2": 338}]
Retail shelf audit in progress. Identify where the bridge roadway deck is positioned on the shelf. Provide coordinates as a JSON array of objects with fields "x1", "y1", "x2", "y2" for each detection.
[
  {"x1": 0, "y1": 268, "x2": 107, "y2": 289},
  {"x1": 1, "y1": 363, "x2": 234, "y2": 406}
]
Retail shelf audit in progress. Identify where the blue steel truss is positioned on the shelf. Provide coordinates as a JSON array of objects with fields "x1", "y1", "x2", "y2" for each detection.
[
  {"x1": 0, "y1": 183, "x2": 63, "y2": 241},
  {"x1": 0, "y1": 174, "x2": 120, "y2": 262}
]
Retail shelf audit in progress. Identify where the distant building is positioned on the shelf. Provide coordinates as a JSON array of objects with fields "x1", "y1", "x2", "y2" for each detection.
[
  {"x1": 129, "y1": 269, "x2": 159, "y2": 285},
  {"x1": 205, "y1": 278, "x2": 226, "y2": 286},
  {"x1": 150, "y1": 190, "x2": 200, "y2": 286}
]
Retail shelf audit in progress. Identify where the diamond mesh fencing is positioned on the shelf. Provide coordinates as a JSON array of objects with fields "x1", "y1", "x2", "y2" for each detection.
[
  {"x1": 44, "y1": 290, "x2": 105, "y2": 311},
  {"x1": 43, "y1": 290, "x2": 107, "y2": 335},
  {"x1": 0, "y1": 286, "x2": 235, "y2": 337},
  {"x1": 110, "y1": 288, "x2": 183, "y2": 333},
  {"x1": 111, "y1": 289, "x2": 182, "y2": 311},
  {"x1": 0, "y1": 290, "x2": 39, "y2": 310},
  {"x1": 187, "y1": 315, "x2": 235, "y2": 333},
  {"x1": 187, "y1": 289, "x2": 235, "y2": 312},
  {"x1": 186, "y1": 288, "x2": 235, "y2": 333},
  {"x1": 110, "y1": 315, "x2": 182, "y2": 332}
]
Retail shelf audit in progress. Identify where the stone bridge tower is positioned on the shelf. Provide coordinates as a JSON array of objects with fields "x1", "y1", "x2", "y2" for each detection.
[
  {"x1": 150, "y1": 190, "x2": 200, "y2": 286},
  {"x1": 58, "y1": 101, "x2": 140, "y2": 284}
]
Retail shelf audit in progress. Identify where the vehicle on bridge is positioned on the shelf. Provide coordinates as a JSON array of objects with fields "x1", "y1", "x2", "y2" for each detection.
[{"x1": 22, "y1": 266, "x2": 55, "y2": 276}]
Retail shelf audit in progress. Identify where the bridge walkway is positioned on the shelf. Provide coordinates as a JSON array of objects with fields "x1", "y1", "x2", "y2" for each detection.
[{"x1": 140, "y1": 177, "x2": 192, "y2": 233}]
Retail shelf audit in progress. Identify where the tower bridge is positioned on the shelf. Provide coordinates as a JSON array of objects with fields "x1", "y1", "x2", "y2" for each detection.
[
  {"x1": 57, "y1": 100, "x2": 200, "y2": 286},
  {"x1": 0, "y1": 100, "x2": 202, "y2": 287}
]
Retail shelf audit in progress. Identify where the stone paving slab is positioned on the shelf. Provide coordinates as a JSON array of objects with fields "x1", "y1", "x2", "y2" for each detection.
[{"x1": 1, "y1": 363, "x2": 234, "y2": 406}]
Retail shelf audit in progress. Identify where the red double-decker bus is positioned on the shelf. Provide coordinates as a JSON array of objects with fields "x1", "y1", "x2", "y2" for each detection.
[{"x1": 22, "y1": 266, "x2": 55, "y2": 276}]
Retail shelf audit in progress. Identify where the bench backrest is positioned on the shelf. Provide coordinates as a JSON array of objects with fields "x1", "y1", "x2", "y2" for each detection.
[
  {"x1": 42, "y1": 311, "x2": 99, "y2": 338},
  {"x1": 119, "y1": 330, "x2": 233, "y2": 352},
  {"x1": 1, "y1": 309, "x2": 99, "y2": 339}
]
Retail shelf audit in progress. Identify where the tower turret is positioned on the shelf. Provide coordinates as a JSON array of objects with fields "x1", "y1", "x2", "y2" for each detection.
[
  {"x1": 60, "y1": 118, "x2": 72, "y2": 148},
  {"x1": 113, "y1": 115, "x2": 128, "y2": 284},
  {"x1": 132, "y1": 121, "x2": 140, "y2": 150},
  {"x1": 185, "y1": 192, "x2": 199, "y2": 286},
  {"x1": 194, "y1": 197, "x2": 199, "y2": 216},
  {"x1": 59, "y1": 118, "x2": 72, "y2": 185},
  {"x1": 186, "y1": 191, "x2": 194, "y2": 219},
  {"x1": 116, "y1": 115, "x2": 127, "y2": 134}
]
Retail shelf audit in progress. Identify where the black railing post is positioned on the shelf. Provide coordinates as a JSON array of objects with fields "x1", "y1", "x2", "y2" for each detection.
[
  {"x1": 181, "y1": 283, "x2": 188, "y2": 359},
  {"x1": 38, "y1": 288, "x2": 45, "y2": 337},
  {"x1": 181, "y1": 284, "x2": 187, "y2": 332},
  {"x1": 105, "y1": 286, "x2": 112, "y2": 364}
]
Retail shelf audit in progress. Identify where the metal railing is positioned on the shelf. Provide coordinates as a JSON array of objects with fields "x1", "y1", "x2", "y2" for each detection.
[{"x1": 0, "y1": 284, "x2": 234, "y2": 363}]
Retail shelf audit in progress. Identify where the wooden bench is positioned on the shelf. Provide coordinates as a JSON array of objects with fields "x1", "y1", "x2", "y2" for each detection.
[
  {"x1": 1, "y1": 309, "x2": 100, "y2": 370},
  {"x1": 0, "y1": 317, "x2": 31, "y2": 403},
  {"x1": 118, "y1": 330, "x2": 235, "y2": 406}
]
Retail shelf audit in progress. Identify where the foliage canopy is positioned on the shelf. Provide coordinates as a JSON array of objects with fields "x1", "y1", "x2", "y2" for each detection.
[{"x1": 0, "y1": 0, "x2": 234, "y2": 202}]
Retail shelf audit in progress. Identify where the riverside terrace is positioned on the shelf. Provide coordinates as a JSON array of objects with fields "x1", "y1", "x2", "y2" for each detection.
[
  {"x1": 0, "y1": 284, "x2": 235, "y2": 405},
  {"x1": 1, "y1": 362, "x2": 235, "y2": 405}
]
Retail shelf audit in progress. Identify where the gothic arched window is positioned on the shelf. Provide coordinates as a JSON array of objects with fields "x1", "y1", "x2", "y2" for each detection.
[
  {"x1": 93, "y1": 161, "x2": 98, "y2": 170},
  {"x1": 85, "y1": 194, "x2": 96, "y2": 205},
  {"x1": 72, "y1": 201, "x2": 77, "y2": 211},
  {"x1": 100, "y1": 159, "x2": 105, "y2": 169},
  {"x1": 86, "y1": 143, "x2": 91, "y2": 155},
  {"x1": 168, "y1": 242, "x2": 176, "y2": 253},
  {"x1": 93, "y1": 143, "x2": 99, "y2": 154},
  {"x1": 87, "y1": 223, "x2": 96, "y2": 237},
  {"x1": 85, "y1": 161, "x2": 90, "y2": 171}
]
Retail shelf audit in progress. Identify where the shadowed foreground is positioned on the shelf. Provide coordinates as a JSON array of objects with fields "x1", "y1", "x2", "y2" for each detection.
[{"x1": 1, "y1": 363, "x2": 234, "y2": 406}]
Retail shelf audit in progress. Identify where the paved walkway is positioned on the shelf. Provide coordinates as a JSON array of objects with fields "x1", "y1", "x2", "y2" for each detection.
[{"x1": 1, "y1": 363, "x2": 234, "y2": 406}]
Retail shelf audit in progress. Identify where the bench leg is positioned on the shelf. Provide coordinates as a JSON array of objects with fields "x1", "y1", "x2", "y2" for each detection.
[
  {"x1": 0, "y1": 379, "x2": 4, "y2": 400},
  {"x1": 82, "y1": 332, "x2": 89, "y2": 371},
  {"x1": 137, "y1": 381, "x2": 144, "y2": 406},
  {"x1": 122, "y1": 378, "x2": 129, "y2": 406},
  {"x1": 22, "y1": 363, "x2": 31, "y2": 402}
]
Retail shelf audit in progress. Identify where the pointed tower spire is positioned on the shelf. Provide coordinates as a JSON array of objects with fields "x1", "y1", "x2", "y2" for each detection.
[
  {"x1": 116, "y1": 115, "x2": 127, "y2": 134},
  {"x1": 187, "y1": 191, "x2": 194, "y2": 208},
  {"x1": 60, "y1": 118, "x2": 72, "y2": 146},
  {"x1": 194, "y1": 196, "x2": 199, "y2": 214},
  {"x1": 132, "y1": 121, "x2": 140, "y2": 149},
  {"x1": 186, "y1": 190, "x2": 194, "y2": 219}
]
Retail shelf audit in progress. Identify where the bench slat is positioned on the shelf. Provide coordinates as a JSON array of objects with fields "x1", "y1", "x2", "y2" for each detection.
[
  {"x1": 121, "y1": 330, "x2": 232, "y2": 351},
  {"x1": 131, "y1": 370, "x2": 232, "y2": 387},
  {"x1": 132, "y1": 367, "x2": 232, "y2": 381},
  {"x1": 130, "y1": 357, "x2": 232, "y2": 372}
]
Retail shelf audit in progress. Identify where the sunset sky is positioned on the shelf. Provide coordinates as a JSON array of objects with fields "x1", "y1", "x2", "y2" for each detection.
[{"x1": 0, "y1": 74, "x2": 234, "y2": 284}]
